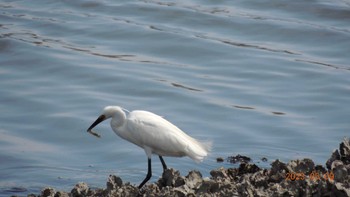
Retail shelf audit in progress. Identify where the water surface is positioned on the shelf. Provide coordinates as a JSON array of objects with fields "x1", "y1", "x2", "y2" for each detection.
[{"x1": 1, "y1": 0, "x2": 350, "y2": 195}]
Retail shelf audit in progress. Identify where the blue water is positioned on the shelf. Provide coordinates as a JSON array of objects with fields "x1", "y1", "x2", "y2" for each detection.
[{"x1": 1, "y1": 0, "x2": 350, "y2": 195}]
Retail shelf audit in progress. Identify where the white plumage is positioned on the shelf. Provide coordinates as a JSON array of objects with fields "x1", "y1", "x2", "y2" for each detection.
[{"x1": 87, "y1": 106, "x2": 211, "y2": 188}]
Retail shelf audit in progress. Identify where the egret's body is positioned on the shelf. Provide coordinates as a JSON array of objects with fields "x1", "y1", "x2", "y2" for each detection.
[{"x1": 87, "y1": 106, "x2": 210, "y2": 188}]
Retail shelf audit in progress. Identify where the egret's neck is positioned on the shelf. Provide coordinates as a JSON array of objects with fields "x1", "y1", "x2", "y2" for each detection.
[{"x1": 110, "y1": 110, "x2": 126, "y2": 129}]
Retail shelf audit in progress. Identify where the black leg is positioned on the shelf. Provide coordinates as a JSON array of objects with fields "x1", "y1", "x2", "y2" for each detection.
[
  {"x1": 138, "y1": 158, "x2": 152, "y2": 189},
  {"x1": 159, "y1": 156, "x2": 167, "y2": 171}
]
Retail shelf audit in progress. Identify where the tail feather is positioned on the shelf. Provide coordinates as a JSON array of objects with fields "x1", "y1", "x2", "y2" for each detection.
[{"x1": 186, "y1": 139, "x2": 212, "y2": 163}]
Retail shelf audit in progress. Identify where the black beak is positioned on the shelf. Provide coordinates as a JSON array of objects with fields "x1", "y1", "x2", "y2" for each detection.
[{"x1": 87, "y1": 115, "x2": 106, "y2": 132}]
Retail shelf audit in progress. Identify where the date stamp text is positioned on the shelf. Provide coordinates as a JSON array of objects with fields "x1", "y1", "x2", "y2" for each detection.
[{"x1": 285, "y1": 171, "x2": 334, "y2": 181}]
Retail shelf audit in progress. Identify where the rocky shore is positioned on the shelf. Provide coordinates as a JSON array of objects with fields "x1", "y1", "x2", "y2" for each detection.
[{"x1": 27, "y1": 138, "x2": 349, "y2": 197}]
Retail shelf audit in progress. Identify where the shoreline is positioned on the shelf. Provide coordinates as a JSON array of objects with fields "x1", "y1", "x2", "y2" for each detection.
[{"x1": 27, "y1": 138, "x2": 349, "y2": 196}]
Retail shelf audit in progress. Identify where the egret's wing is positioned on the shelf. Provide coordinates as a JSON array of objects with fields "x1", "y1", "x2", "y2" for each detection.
[{"x1": 126, "y1": 111, "x2": 209, "y2": 162}]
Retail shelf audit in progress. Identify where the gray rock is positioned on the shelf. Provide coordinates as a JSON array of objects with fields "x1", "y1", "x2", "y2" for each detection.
[
  {"x1": 340, "y1": 137, "x2": 350, "y2": 164},
  {"x1": 326, "y1": 149, "x2": 341, "y2": 170},
  {"x1": 269, "y1": 160, "x2": 288, "y2": 183},
  {"x1": 196, "y1": 179, "x2": 218, "y2": 194},
  {"x1": 261, "y1": 157, "x2": 268, "y2": 162},
  {"x1": 227, "y1": 154, "x2": 251, "y2": 164},
  {"x1": 238, "y1": 163, "x2": 260, "y2": 175},
  {"x1": 332, "y1": 163, "x2": 348, "y2": 182},
  {"x1": 70, "y1": 182, "x2": 89, "y2": 197},
  {"x1": 270, "y1": 159, "x2": 288, "y2": 174},
  {"x1": 158, "y1": 168, "x2": 183, "y2": 188},
  {"x1": 30, "y1": 138, "x2": 350, "y2": 197},
  {"x1": 332, "y1": 160, "x2": 344, "y2": 169},
  {"x1": 106, "y1": 174, "x2": 123, "y2": 191},
  {"x1": 287, "y1": 158, "x2": 314, "y2": 174},
  {"x1": 113, "y1": 184, "x2": 139, "y2": 197},
  {"x1": 216, "y1": 157, "x2": 224, "y2": 163},
  {"x1": 334, "y1": 182, "x2": 350, "y2": 197},
  {"x1": 54, "y1": 191, "x2": 69, "y2": 197},
  {"x1": 185, "y1": 170, "x2": 203, "y2": 189},
  {"x1": 250, "y1": 169, "x2": 268, "y2": 188},
  {"x1": 41, "y1": 187, "x2": 56, "y2": 197},
  {"x1": 210, "y1": 167, "x2": 228, "y2": 179},
  {"x1": 141, "y1": 184, "x2": 160, "y2": 196}
]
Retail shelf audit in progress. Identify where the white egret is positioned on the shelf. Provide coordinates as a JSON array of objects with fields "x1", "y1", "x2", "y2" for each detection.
[{"x1": 87, "y1": 106, "x2": 211, "y2": 189}]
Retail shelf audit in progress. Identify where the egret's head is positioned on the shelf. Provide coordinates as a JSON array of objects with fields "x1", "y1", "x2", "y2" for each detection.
[
  {"x1": 101, "y1": 106, "x2": 123, "y2": 119},
  {"x1": 87, "y1": 106, "x2": 125, "y2": 137}
]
